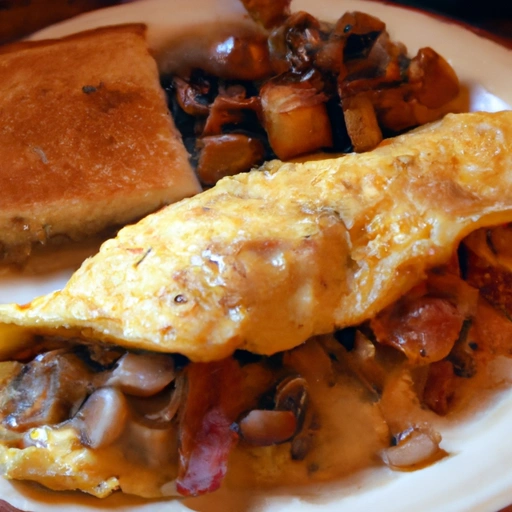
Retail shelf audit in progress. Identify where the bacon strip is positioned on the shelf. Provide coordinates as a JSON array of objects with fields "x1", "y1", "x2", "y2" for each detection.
[
  {"x1": 371, "y1": 296, "x2": 465, "y2": 365},
  {"x1": 0, "y1": 501, "x2": 24, "y2": 512},
  {"x1": 422, "y1": 360, "x2": 456, "y2": 415},
  {"x1": 176, "y1": 358, "x2": 244, "y2": 497}
]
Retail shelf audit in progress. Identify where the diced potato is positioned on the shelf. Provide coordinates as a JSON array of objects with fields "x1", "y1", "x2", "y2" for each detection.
[
  {"x1": 261, "y1": 82, "x2": 333, "y2": 160},
  {"x1": 342, "y1": 94, "x2": 382, "y2": 152},
  {"x1": 408, "y1": 47, "x2": 460, "y2": 109},
  {"x1": 196, "y1": 134, "x2": 265, "y2": 185},
  {"x1": 369, "y1": 87, "x2": 417, "y2": 133}
]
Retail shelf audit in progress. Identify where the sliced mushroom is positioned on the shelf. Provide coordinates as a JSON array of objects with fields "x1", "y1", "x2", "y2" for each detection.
[
  {"x1": 201, "y1": 85, "x2": 262, "y2": 137},
  {"x1": 381, "y1": 426, "x2": 443, "y2": 469},
  {"x1": 290, "y1": 432, "x2": 314, "y2": 460},
  {"x1": 73, "y1": 387, "x2": 129, "y2": 449},
  {"x1": 129, "y1": 373, "x2": 186, "y2": 425},
  {"x1": 275, "y1": 375, "x2": 308, "y2": 428},
  {"x1": 340, "y1": 330, "x2": 385, "y2": 399},
  {"x1": 408, "y1": 47, "x2": 459, "y2": 109},
  {"x1": 101, "y1": 352, "x2": 175, "y2": 397},
  {"x1": 148, "y1": 373, "x2": 186, "y2": 423},
  {"x1": 173, "y1": 76, "x2": 210, "y2": 117},
  {"x1": 0, "y1": 350, "x2": 93, "y2": 432},
  {"x1": 268, "y1": 11, "x2": 327, "y2": 73},
  {"x1": 239, "y1": 375, "x2": 308, "y2": 446},
  {"x1": 239, "y1": 409, "x2": 297, "y2": 446}
]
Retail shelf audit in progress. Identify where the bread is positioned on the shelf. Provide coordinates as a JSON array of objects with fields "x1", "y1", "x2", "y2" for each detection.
[{"x1": 0, "y1": 24, "x2": 201, "y2": 262}]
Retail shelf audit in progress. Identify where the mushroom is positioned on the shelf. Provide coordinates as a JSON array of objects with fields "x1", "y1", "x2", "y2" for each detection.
[
  {"x1": 238, "y1": 409, "x2": 297, "y2": 446},
  {"x1": 0, "y1": 350, "x2": 93, "y2": 432},
  {"x1": 275, "y1": 375, "x2": 308, "y2": 427},
  {"x1": 381, "y1": 425, "x2": 443, "y2": 469},
  {"x1": 72, "y1": 387, "x2": 129, "y2": 449},
  {"x1": 101, "y1": 352, "x2": 176, "y2": 397},
  {"x1": 129, "y1": 373, "x2": 186, "y2": 425},
  {"x1": 238, "y1": 375, "x2": 308, "y2": 446}
]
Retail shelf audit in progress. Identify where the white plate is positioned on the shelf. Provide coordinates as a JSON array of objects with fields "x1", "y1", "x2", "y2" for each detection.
[{"x1": 2, "y1": 1, "x2": 512, "y2": 511}]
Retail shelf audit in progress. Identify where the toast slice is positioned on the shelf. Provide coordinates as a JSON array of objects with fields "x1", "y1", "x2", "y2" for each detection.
[{"x1": 0, "y1": 24, "x2": 201, "y2": 262}]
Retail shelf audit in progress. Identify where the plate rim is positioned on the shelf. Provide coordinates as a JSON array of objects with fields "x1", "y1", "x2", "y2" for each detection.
[{"x1": 3, "y1": 1, "x2": 512, "y2": 511}]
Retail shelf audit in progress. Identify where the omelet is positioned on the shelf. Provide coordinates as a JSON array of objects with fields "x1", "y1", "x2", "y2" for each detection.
[
  {"x1": 0, "y1": 110, "x2": 511, "y2": 501},
  {"x1": 0, "y1": 110, "x2": 511, "y2": 362}
]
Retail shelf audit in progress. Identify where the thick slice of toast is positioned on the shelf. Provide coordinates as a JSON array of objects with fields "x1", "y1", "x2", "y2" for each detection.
[{"x1": 0, "y1": 24, "x2": 200, "y2": 262}]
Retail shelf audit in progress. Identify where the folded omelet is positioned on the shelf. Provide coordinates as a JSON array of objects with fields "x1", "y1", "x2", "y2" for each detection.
[
  {"x1": 0, "y1": 110, "x2": 511, "y2": 501},
  {"x1": 0, "y1": 110, "x2": 511, "y2": 361}
]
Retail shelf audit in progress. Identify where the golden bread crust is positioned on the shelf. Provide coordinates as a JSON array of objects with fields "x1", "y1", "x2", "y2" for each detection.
[{"x1": 0, "y1": 24, "x2": 200, "y2": 260}]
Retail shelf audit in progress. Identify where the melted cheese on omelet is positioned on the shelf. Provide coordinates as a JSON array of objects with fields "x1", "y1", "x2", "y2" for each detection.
[
  {"x1": 0, "y1": 111, "x2": 511, "y2": 363},
  {"x1": 0, "y1": 425, "x2": 179, "y2": 498}
]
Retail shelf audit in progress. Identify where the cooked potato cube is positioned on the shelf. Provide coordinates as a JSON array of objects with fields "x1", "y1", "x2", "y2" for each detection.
[
  {"x1": 342, "y1": 94, "x2": 383, "y2": 152},
  {"x1": 408, "y1": 47, "x2": 460, "y2": 109},
  {"x1": 196, "y1": 134, "x2": 265, "y2": 185},
  {"x1": 261, "y1": 81, "x2": 333, "y2": 160}
]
